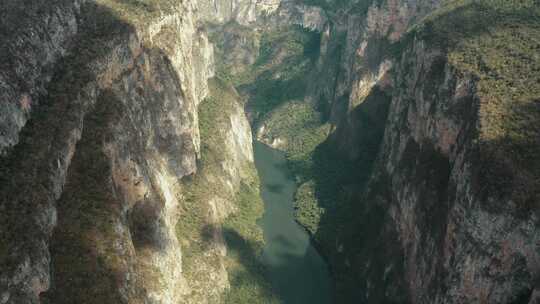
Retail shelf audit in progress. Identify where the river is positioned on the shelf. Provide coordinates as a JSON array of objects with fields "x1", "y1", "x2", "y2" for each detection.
[{"x1": 253, "y1": 141, "x2": 333, "y2": 304}]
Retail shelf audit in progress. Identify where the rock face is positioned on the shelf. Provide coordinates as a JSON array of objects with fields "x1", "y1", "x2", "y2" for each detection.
[
  {"x1": 360, "y1": 36, "x2": 540, "y2": 304},
  {"x1": 310, "y1": 0, "x2": 441, "y2": 147},
  {"x1": 198, "y1": 0, "x2": 281, "y2": 25},
  {"x1": 176, "y1": 78, "x2": 261, "y2": 304},
  {"x1": 0, "y1": 0, "x2": 81, "y2": 156},
  {"x1": 305, "y1": 0, "x2": 540, "y2": 303},
  {"x1": 203, "y1": 1, "x2": 540, "y2": 303},
  {"x1": 199, "y1": 0, "x2": 326, "y2": 30},
  {"x1": 0, "y1": 0, "x2": 253, "y2": 303},
  {"x1": 1, "y1": 0, "x2": 539, "y2": 303},
  {"x1": 202, "y1": 0, "x2": 326, "y2": 79}
]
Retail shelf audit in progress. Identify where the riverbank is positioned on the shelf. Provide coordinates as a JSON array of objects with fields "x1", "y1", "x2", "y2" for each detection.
[{"x1": 254, "y1": 141, "x2": 332, "y2": 304}]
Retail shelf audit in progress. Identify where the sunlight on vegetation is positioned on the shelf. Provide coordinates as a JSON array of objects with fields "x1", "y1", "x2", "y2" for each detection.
[
  {"x1": 407, "y1": 0, "x2": 540, "y2": 206},
  {"x1": 176, "y1": 78, "x2": 280, "y2": 303}
]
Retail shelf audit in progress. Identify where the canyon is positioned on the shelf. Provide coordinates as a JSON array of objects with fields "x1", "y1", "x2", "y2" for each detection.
[{"x1": 0, "y1": 0, "x2": 538, "y2": 303}]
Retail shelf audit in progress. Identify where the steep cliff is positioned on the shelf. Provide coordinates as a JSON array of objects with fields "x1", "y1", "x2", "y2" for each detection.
[
  {"x1": 202, "y1": 0, "x2": 330, "y2": 166},
  {"x1": 0, "y1": 1, "x2": 211, "y2": 302},
  {"x1": 176, "y1": 78, "x2": 278, "y2": 304},
  {"x1": 198, "y1": 0, "x2": 280, "y2": 26},
  {"x1": 295, "y1": 0, "x2": 540, "y2": 303},
  {"x1": 357, "y1": 3, "x2": 540, "y2": 302},
  {"x1": 0, "y1": 1, "x2": 268, "y2": 303},
  {"x1": 2, "y1": 0, "x2": 539, "y2": 303}
]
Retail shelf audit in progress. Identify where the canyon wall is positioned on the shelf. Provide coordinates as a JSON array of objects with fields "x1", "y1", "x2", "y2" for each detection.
[
  {"x1": 1, "y1": 0, "x2": 538, "y2": 303},
  {"x1": 353, "y1": 34, "x2": 539, "y2": 303},
  {"x1": 0, "y1": 1, "x2": 261, "y2": 303},
  {"x1": 306, "y1": 0, "x2": 540, "y2": 303},
  {"x1": 207, "y1": 0, "x2": 540, "y2": 302}
]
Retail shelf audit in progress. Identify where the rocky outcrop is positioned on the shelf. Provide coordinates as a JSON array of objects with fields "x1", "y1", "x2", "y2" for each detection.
[
  {"x1": 177, "y1": 78, "x2": 263, "y2": 304},
  {"x1": 348, "y1": 35, "x2": 540, "y2": 304},
  {"x1": 198, "y1": 0, "x2": 281, "y2": 26},
  {"x1": 0, "y1": 0, "x2": 81, "y2": 156},
  {"x1": 310, "y1": 0, "x2": 441, "y2": 146},
  {"x1": 202, "y1": 0, "x2": 326, "y2": 84},
  {"x1": 306, "y1": 1, "x2": 540, "y2": 303},
  {"x1": 0, "y1": 1, "x2": 218, "y2": 303},
  {"x1": 199, "y1": 0, "x2": 326, "y2": 30},
  {"x1": 269, "y1": 1, "x2": 327, "y2": 31}
]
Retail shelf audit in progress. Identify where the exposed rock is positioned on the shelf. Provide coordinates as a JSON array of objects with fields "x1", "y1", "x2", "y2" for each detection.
[
  {"x1": 199, "y1": 0, "x2": 326, "y2": 30},
  {"x1": 0, "y1": 0, "x2": 81, "y2": 155},
  {"x1": 198, "y1": 0, "x2": 281, "y2": 26},
  {"x1": 306, "y1": 1, "x2": 540, "y2": 303},
  {"x1": 177, "y1": 78, "x2": 266, "y2": 304},
  {"x1": 2, "y1": 0, "x2": 539, "y2": 303},
  {"x1": 0, "y1": 1, "x2": 215, "y2": 303},
  {"x1": 352, "y1": 35, "x2": 540, "y2": 304}
]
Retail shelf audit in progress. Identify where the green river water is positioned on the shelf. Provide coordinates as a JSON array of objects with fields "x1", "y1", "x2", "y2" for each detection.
[{"x1": 253, "y1": 141, "x2": 333, "y2": 304}]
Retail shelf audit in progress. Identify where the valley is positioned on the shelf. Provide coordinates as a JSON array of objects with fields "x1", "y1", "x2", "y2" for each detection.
[{"x1": 0, "y1": 0, "x2": 538, "y2": 303}]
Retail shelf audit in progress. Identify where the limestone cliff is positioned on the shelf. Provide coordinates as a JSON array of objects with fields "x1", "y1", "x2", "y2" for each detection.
[
  {"x1": 310, "y1": 0, "x2": 441, "y2": 154},
  {"x1": 198, "y1": 0, "x2": 281, "y2": 26},
  {"x1": 353, "y1": 33, "x2": 540, "y2": 303},
  {"x1": 199, "y1": 0, "x2": 326, "y2": 30},
  {"x1": 0, "y1": 1, "x2": 260, "y2": 303},
  {"x1": 201, "y1": 0, "x2": 326, "y2": 79},
  {"x1": 2, "y1": 0, "x2": 539, "y2": 303},
  {"x1": 199, "y1": 0, "x2": 540, "y2": 303},
  {"x1": 301, "y1": 0, "x2": 540, "y2": 303},
  {"x1": 176, "y1": 78, "x2": 275, "y2": 304}
]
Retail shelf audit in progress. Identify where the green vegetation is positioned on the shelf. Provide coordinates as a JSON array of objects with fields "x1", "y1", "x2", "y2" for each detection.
[
  {"x1": 210, "y1": 19, "x2": 357, "y2": 286},
  {"x1": 41, "y1": 92, "x2": 132, "y2": 304},
  {"x1": 246, "y1": 27, "x2": 320, "y2": 120},
  {"x1": 95, "y1": 0, "x2": 177, "y2": 26},
  {"x1": 294, "y1": 181, "x2": 325, "y2": 235},
  {"x1": 258, "y1": 101, "x2": 332, "y2": 176},
  {"x1": 213, "y1": 22, "x2": 333, "y2": 183},
  {"x1": 209, "y1": 2, "x2": 539, "y2": 302},
  {"x1": 210, "y1": 20, "x2": 348, "y2": 300},
  {"x1": 214, "y1": 24, "x2": 321, "y2": 124},
  {"x1": 292, "y1": 140, "x2": 374, "y2": 248},
  {"x1": 406, "y1": 0, "x2": 540, "y2": 207},
  {"x1": 258, "y1": 1, "x2": 540, "y2": 300},
  {"x1": 177, "y1": 78, "x2": 279, "y2": 303},
  {"x1": 222, "y1": 181, "x2": 280, "y2": 304},
  {"x1": 294, "y1": 1, "x2": 540, "y2": 299},
  {"x1": 212, "y1": 22, "x2": 352, "y2": 250}
]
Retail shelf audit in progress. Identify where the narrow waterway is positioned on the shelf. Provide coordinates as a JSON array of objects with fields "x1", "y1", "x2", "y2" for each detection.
[{"x1": 253, "y1": 141, "x2": 333, "y2": 304}]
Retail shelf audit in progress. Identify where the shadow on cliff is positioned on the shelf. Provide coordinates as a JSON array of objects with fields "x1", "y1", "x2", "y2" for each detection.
[
  {"x1": 300, "y1": 2, "x2": 540, "y2": 303},
  {"x1": 0, "y1": 2, "x2": 192, "y2": 303},
  {"x1": 409, "y1": 0, "x2": 540, "y2": 215},
  {"x1": 219, "y1": 227, "x2": 281, "y2": 302},
  {"x1": 202, "y1": 224, "x2": 331, "y2": 304},
  {"x1": 199, "y1": 223, "x2": 282, "y2": 302},
  {"x1": 296, "y1": 83, "x2": 399, "y2": 303},
  {"x1": 0, "y1": 2, "x2": 134, "y2": 303},
  {"x1": 40, "y1": 90, "x2": 131, "y2": 304}
]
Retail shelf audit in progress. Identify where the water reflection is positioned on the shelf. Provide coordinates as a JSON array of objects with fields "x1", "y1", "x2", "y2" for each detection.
[{"x1": 254, "y1": 141, "x2": 333, "y2": 304}]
